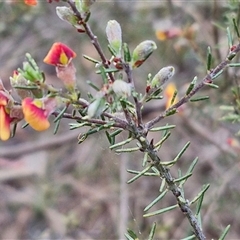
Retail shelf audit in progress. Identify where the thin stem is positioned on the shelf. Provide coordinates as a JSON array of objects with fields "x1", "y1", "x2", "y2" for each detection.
[
  {"x1": 137, "y1": 135, "x2": 205, "y2": 240},
  {"x1": 76, "y1": 98, "x2": 129, "y2": 128},
  {"x1": 67, "y1": 0, "x2": 115, "y2": 83},
  {"x1": 145, "y1": 43, "x2": 240, "y2": 130},
  {"x1": 53, "y1": 111, "x2": 127, "y2": 129},
  {"x1": 123, "y1": 63, "x2": 143, "y2": 127}
]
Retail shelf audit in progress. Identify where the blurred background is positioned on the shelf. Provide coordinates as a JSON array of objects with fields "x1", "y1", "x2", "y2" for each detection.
[{"x1": 0, "y1": 0, "x2": 240, "y2": 239}]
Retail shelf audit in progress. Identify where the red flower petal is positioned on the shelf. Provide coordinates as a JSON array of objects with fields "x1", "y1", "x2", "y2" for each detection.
[
  {"x1": 24, "y1": 0, "x2": 37, "y2": 6},
  {"x1": 43, "y1": 42, "x2": 76, "y2": 66}
]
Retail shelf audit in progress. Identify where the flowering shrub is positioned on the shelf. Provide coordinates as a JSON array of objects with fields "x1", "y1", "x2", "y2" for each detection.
[{"x1": 1, "y1": 1, "x2": 240, "y2": 239}]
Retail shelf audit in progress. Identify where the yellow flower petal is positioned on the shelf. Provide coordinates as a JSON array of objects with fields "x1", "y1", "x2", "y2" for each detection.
[
  {"x1": 164, "y1": 83, "x2": 178, "y2": 109},
  {"x1": 0, "y1": 106, "x2": 11, "y2": 141}
]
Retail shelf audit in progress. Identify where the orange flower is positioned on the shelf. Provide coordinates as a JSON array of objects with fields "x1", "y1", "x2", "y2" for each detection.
[
  {"x1": 24, "y1": 0, "x2": 37, "y2": 6},
  {"x1": 22, "y1": 97, "x2": 57, "y2": 131},
  {"x1": 43, "y1": 42, "x2": 76, "y2": 67},
  {"x1": 164, "y1": 83, "x2": 178, "y2": 109}
]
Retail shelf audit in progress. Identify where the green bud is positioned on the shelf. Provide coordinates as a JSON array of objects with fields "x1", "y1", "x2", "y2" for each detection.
[
  {"x1": 106, "y1": 20, "x2": 122, "y2": 57},
  {"x1": 10, "y1": 70, "x2": 42, "y2": 99},
  {"x1": 151, "y1": 66, "x2": 175, "y2": 87},
  {"x1": 75, "y1": 0, "x2": 95, "y2": 14},
  {"x1": 56, "y1": 6, "x2": 83, "y2": 30},
  {"x1": 19, "y1": 57, "x2": 43, "y2": 83},
  {"x1": 87, "y1": 93, "x2": 106, "y2": 118},
  {"x1": 131, "y1": 40, "x2": 157, "y2": 68},
  {"x1": 112, "y1": 79, "x2": 132, "y2": 98}
]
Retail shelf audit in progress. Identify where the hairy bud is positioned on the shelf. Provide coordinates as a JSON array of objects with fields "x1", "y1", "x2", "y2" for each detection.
[
  {"x1": 112, "y1": 80, "x2": 131, "y2": 98},
  {"x1": 131, "y1": 40, "x2": 157, "y2": 68},
  {"x1": 106, "y1": 20, "x2": 122, "y2": 57},
  {"x1": 151, "y1": 66, "x2": 175, "y2": 88}
]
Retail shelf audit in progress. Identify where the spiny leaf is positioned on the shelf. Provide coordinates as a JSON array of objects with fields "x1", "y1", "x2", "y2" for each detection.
[
  {"x1": 127, "y1": 165, "x2": 153, "y2": 184},
  {"x1": 173, "y1": 172, "x2": 192, "y2": 183},
  {"x1": 149, "y1": 124, "x2": 175, "y2": 132},
  {"x1": 190, "y1": 184, "x2": 210, "y2": 205},
  {"x1": 143, "y1": 204, "x2": 178, "y2": 217},
  {"x1": 207, "y1": 46, "x2": 212, "y2": 71},
  {"x1": 227, "y1": 27, "x2": 233, "y2": 48},
  {"x1": 115, "y1": 147, "x2": 140, "y2": 153},
  {"x1": 54, "y1": 105, "x2": 68, "y2": 123},
  {"x1": 179, "y1": 157, "x2": 198, "y2": 187},
  {"x1": 233, "y1": 18, "x2": 240, "y2": 38},
  {"x1": 185, "y1": 76, "x2": 197, "y2": 95},
  {"x1": 109, "y1": 137, "x2": 133, "y2": 149},
  {"x1": 53, "y1": 119, "x2": 61, "y2": 134},
  {"x1": 127, "y1": 169, "x2": 158, "y2": 177},
  {"x1": 144, "y1": 189, "x2": 168, "y2": 212},
  {"x1": 218, "y1": 225, "x2": 231, "y2": 240},
  {"x1": 83, "y1": 54, "x2": 99, "y2": 63},
  {"x1": 148, "y1": 222, "x2": 157, "y2": 240},
  {"x1": 190, "y1": 96, "x2": 209, "y2": 102}
]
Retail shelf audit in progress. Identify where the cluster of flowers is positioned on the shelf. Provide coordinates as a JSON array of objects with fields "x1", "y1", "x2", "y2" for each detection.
[
  {"x1": 1, "y1": 1, "x2": 178, "y2": 142},
  {"x1": 1, "y1": 42, "x2": 76, "y2": 141}
]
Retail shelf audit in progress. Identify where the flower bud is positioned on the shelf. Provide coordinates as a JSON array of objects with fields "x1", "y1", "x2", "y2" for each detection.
[
  {"x1": 87, "y1": 95, "x2": 106, "y2": 118},
  {"x1": 131, "y1": 40, "x2": 157, "y2": 68},
  {"x1": 75, "y1": 0, "x2": 95, "y2": 13},
  {"x1": 106, "y1": 20, "x2": 122, "y2": 57},
  {"x1": 20, "y1": 53, "x2": 44, "y2": 83},
  {"x1": 151, "y1": 66, "x2": 175, "y2": 88},
  {"x1": 112, "y1": 80, "x2": 131, "y2": 98},
  {"x1": 56, "y1": 6, "x2": 84, "y2": 31}
]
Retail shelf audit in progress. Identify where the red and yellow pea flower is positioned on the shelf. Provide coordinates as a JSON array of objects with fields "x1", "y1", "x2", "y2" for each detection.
[
  {"x1": 43, "y1": 42, "x2": 77, "y2": 91},
  {"x1": 0, "y1": 81, "x2": 23, "y2": 141},
  {"x1": 22, "y1": 97, "x2": 57, "y2": 131},
  {"x1": 43, "y1": 42, "x2": 76, "y2": 67}
]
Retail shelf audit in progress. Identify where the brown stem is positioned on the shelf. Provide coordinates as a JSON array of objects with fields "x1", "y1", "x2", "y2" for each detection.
[
  {"x1": 123, "y1": 63, "x2": 143, "y2": 127},
  {"x1": 53, "y1": 111, "x2": 127, "y2": 129},
  {"x1": 67, "y1": 0, "x2": 115, "y2": 83}
]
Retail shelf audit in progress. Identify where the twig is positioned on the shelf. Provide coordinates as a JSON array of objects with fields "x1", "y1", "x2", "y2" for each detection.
[
  {"x1": 67, "y1": 0, "x2": 115, "y2": 83},
  {"x1": 137, "y1": 135, "x2": 206, "y2": 240},
  {"x1": 123, "y1": 63, "x2": 143, "y2": 127},
  {"x1": 145, "y1": 43, "x2": 240, "y2": 130},
  {"x1": 53, "y1": 111, "x2": 127, "y2": 129}
]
